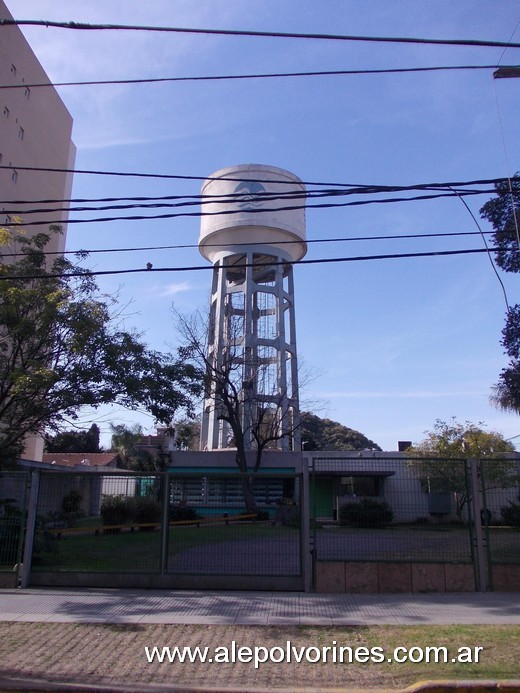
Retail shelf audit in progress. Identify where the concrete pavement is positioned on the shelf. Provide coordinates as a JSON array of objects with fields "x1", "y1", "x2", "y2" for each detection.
[{"x1": 0, "y1": 588, "x2": 519, "y2": 625}]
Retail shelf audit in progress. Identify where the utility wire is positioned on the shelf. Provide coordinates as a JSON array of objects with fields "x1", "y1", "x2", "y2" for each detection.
[
  {"x1": 449, "y1": 187, "x2": 510, "y2": 311},
  {"x1": 0, "y1": 191, "x2": 506, "y2": 228},
  {"x1": 0, "y1": 247, "x2": 515, "y2": 282},
  {"x1": 0, "y1": 177, "x2": 504, "y2": 206},
  {"x1": 2, "y1": 19, "x2": 520, "y2": 49},
  {"x1": 0, "y1": 65, "x2": 514, "y2": 90},
  {"x1": 0, "y1": 187, "x2": 497, "y2": 217},
  {"x1": 0, "y1": 164, "x2": 512, "y2": 190},
  {"x1": 0, "y1": 229, "x2": 497, "y2": 259}
]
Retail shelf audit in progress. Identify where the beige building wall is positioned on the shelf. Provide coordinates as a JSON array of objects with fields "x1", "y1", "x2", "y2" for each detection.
[{"x1": 0, "y1": 0, "x2": 76, "y2": 459}]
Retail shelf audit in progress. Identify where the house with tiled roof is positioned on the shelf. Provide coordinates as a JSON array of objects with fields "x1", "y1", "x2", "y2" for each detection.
[
  {"x1": 19, "y1": 452, "x2": 134, "y2": 517},
  {"x1": 41, "y1": 452, "x2": 123, "y2": 469}
]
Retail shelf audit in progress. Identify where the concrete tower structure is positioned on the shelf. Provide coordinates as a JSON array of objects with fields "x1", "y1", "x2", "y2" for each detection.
[{"x1": 199, "y1": 164, "x2": 307, "y2": 452}]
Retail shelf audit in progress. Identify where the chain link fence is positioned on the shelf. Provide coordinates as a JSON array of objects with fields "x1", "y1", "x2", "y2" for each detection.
[
  {"x1": 4, "y1": 456, "x2": 518, "y2": 593},
  {"x1": 27, "y1": 470, "x2": 304, "y2": 590},
  {"x1": 310, "y1": 455, "x2": 520, "y2": 592},
  {"x1": 0, "y1": 472, "x2": 29, "y2": 587}
]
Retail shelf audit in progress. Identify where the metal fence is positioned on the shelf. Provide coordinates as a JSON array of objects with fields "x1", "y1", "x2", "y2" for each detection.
[
  {"x1": 310, "y1": 455, "x2": 520, "y2": 591},
  {"x1": 0, "y1": 472, "x2": 29, "y2": 586},
  {"x1": 27, "y1": 469, "x2": 305, "y2": 590},
  {"x1": 4, "y1": 456, "x2": 519, "y2": 592}
]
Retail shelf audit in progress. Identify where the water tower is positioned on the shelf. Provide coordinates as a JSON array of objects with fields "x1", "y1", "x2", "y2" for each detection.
[{"x1": 198, "y1": 164, "x2": 307, "y2": 451}]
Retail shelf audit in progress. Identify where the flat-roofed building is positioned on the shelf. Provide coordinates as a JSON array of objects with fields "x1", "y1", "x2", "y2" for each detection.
[{"x1": 0, "y1": 0, "x2": 76, "y2": 459}]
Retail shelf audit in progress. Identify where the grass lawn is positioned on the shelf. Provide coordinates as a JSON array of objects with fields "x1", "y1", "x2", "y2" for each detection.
[
  {"x1": 32, "y1": 520, "x2": 519, "y2": 573},
  {"x1": 315, "y1": 525, "x2": 520, "y2": 563},
  {"x1": 32, "y1": 522, "x2": 298, "y2": 572},
  {"x1": 0, "y1": 622, "x2": 517, "y2": 689}
]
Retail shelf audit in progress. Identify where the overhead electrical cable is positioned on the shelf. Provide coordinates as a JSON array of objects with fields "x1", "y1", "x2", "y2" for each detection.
[
  {"x1": 0, "y1": 64, "x2": 514, "y2": 91},
  {"x1": 0, "y1": 177, "x2": 504, "y2": 206},
  {"x1": 0, "y1": 187, "x2": 497, "y2": 217},
  {"x1": 0, "y1": 230, "x2": 497, "y2": 259},
  {"x1": 0, "y1": 191, "x2": 508, "y2": 228},
  {"x1": 0, "y1": 164, "x2": 513, "y2": 190},
  {"x1": 0, "y1": 247, "x2": 516, "y2": 282},
  {"x1": 449, "y1": 186, "x2": 510, "y2": 311},
  {"x1": 2, "y1": 19, "x2": 520, "y2": 49}
]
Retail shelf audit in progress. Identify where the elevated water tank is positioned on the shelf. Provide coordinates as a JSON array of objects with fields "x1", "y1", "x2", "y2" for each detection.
[{"x1": 198, "y1": 163, "x2": 307, "y2": 264}]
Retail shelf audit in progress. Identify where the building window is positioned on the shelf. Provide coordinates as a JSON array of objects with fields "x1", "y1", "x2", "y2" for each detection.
[
  {"x1": 11, "y1": 169, "x2": 18, "y2": 183},
  {"x1": 18, "y1": 127, "x2": 24, "y2": 140},
  {"x1": 24, "y1": 86, "x2": 30, "y2": 100},
  {"x1": 3, "y1": 106, "x2": 9, "y2": 118},
  {"x1": 10, "y1": 64, "x2": 16, "y2": 76}
]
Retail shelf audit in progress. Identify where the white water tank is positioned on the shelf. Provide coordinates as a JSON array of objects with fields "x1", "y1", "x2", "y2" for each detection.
[{"x1": 199, "y1": 163, "x2": 307, "y2": 264}]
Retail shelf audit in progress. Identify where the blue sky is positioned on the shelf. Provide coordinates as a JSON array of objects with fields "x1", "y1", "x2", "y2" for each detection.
[{"x1": 10, "y1": 0, "x2": 520, "y2": 451}]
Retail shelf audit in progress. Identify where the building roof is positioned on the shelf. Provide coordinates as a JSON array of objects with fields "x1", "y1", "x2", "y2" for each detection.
[{"x1": 41, "y1": 453, "x2": 121, "y2": 468}]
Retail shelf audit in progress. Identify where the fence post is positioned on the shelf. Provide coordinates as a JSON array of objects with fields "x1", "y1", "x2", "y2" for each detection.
[
  {"x1": 301, "y1": 461, "x2": 311, "y2": 592},
  {"x1": 160, "y1": 472, "x2": 170, "y2": 574},
  {"x1": 20, "y1": 470, "x2": 40, "y2": 589},
  {"x1": 469, "y1": 458, "x2": 488, "y2": 592}
]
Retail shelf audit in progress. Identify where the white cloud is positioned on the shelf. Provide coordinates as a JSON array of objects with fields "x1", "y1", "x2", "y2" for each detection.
[{"x1": 147, "y1": 281, "x2": 192, "y2": 298}]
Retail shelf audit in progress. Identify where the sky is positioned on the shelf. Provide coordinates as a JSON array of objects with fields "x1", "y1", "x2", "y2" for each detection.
[{"x1": 8, "y1": 0, "x2": 520, "y2": 451}]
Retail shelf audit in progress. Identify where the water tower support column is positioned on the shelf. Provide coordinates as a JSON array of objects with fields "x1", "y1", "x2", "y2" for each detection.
[{"x1": 198, "y1": 164, "x2": 306, "y2": 454}]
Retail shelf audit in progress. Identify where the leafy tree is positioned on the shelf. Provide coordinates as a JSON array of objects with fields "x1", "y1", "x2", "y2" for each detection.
[
  {"x1": 173, "y1": 417, "x2": 201, "y2": 450},
  {"x1": 480, "y1": 175, "x2": 520, "y2": 273},
  {"x1": 480, "y1": 176, "x2": 520, "y2": 412},
  {"x1": 45, "y1": 424, "x2": 101, "y2": 453},
  {"x1": 300, "y1": 411, "x2": 381, "y2": 451},
  {"x1": 407, "y1": 418, "x2": 518, "y2": 518},
  {"x1": 110, "y1": 423, "x2": 156, "y2": 471},
  {"x1": 0, "y1": 230, "x2": 202, "y2": 467}
]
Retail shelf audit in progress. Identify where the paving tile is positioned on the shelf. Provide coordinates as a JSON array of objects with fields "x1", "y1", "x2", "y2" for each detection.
[{"x1": 1, "y1": 588, "x2": 520, "y2": 625}]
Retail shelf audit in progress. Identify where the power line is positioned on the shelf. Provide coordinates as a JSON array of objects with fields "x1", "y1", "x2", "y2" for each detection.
[
  {"x1": 449, "y1": 186, "x2": 510, "y2": 311},
  {"x1": 2, "y1": 19, "x2": 520, "y2": 49},
  {"x1": 0, "y1": 186, "x2": 497, "y2": 217},
  {"x1": 0, "y1": 229, "x2": 498, "y2": 259},
  {"x1": 0, "y1": 247, "x2": 514, "y2": 281},
  {"x1": 0, "y1": 190, "x2": 503, "y2": 228},
  {"x1": 0, "y1": 65, "x2": 513, "y2": 91},
  {"x1": 0, "y1": 164, "x2": 511, "y2": 190}
]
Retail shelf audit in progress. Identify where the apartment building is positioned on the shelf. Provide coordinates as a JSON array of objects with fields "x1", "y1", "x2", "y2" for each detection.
[{"x1": 0, "y1": 0, "x2": 76, "y2": 458}]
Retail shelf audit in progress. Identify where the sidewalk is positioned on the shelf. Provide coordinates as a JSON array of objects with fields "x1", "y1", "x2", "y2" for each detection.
[
  {"x1": 1, "y1": 588, "x2": 519, "y2": 624},
  {"x1": 1, "y1": 589, "x2": 519, "y2": 692}
]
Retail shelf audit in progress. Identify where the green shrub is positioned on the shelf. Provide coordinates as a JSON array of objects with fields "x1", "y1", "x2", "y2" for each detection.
[
  {"x1": 100, "y1": 495, "x2": 129, "y2": 527},
  {"x1": 170, "y1": 504, "x2": 200, "y2": 522},
  {"x1": 127, "y1": 496, "x2": 162, "y2": 527},
  {"x1": 62, "y1": 489, "x2": 82, "y2": 514},
  {"x1": 338, "y1": 498, "x2": 394, "y2": 528},
  {"x1": 500, "y1": 500, "x2": 520, "y2": 527}
]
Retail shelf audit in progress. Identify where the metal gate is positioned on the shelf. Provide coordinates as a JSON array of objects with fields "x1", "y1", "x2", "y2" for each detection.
[
  {"x1": 0, "y1": 472, "x2": 29, "y2": 588},
  {"x1": 27, "y1": 470, "x2": 307, "y2": 591},
  {"x1": 310, "y1": 455, "x2": 520, "y2": 593}
]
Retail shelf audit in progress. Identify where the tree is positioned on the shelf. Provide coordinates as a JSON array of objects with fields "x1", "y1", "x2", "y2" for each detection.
[
  {"x1": 480, "y1": 175, "x2": 520, "y2": 274},
  {"x1": 300, "y1": 411, "x2": 381, "y2": 451},
  {"x1": 0, "y1": 230, "x2": 203, "y2": 467},
  {"x1": 110, "y1": 423, "x2": 156, "y2": 471},
  {"x1": 407, "y1": 419, "x2": 518, "y2": 518},
  {"x1": 175, "y1": 308, "x2": 309, "y2": 513},
  {"x1": 480, "y1": 176, "x2": 520, "y2": 412},
  {"x1": 173, "y1": 417, "x2": 201, "y2": 450},
  {"x1": 45, "y1": 424, "x2": 101, "y2": 453}
]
